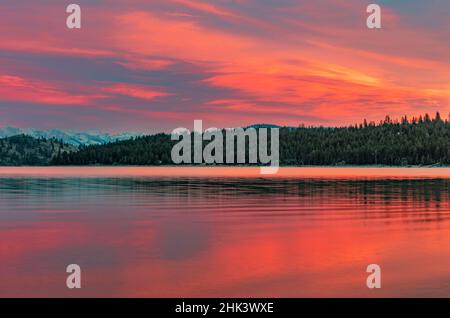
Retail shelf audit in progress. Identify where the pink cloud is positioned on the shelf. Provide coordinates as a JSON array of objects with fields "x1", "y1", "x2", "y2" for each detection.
[
  {"x1": 0, "y1": 75, "x2": 101, "y2": 105},
  {"x1": 116, "y1": 57, "x2": 174, "y2": 71},
  {"x1": 1, "y1": 0, "x2": 450, "y2": 130},
  {"x1": 172, "y1": 0, "x2": 238, "y2": 17},
  {"x1": 103, "y1": 83, "x2": 171, "y2": 101}
]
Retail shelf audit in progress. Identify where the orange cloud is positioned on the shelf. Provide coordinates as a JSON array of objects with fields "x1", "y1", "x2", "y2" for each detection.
[
  {"x1": 1, "y1": 0, "x2": 450, "y2": 129},
  {"x1": 112, "y1": 7, "x2": 450, "y2": 125}
]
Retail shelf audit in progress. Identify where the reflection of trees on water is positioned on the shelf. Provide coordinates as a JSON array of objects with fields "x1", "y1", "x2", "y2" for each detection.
[
  {"x1": 2, "y1": 177, "x2": 450, "y2": 203},
  {"x1": 2, "y1": 177, "x2": 449, "y2": 223}
]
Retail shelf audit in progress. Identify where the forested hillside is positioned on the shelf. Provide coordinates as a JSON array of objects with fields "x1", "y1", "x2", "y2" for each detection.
[
  {"x1": 0, "y1": 135, "x2": 76, "y2": 165},
  {"x1": 51, "y1": 113, "x2": 450, "y2": 166},
  {"x1": 52, "y1": 133, "x2": 172, "y2": 165}
]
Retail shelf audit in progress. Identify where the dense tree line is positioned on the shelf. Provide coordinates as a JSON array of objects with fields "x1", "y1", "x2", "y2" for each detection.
[
  {"x1": 0, "y1": 135, "x2": 76, "y2": 165},
  {"x1": 48, "y1": 113, "x2": 450, "y2": 166},
  {"x1": 53, "y1": 133, "x2": 173, "y2": 165},
  {"x1": 280, "y1": 113, "x2": 450, "y2": 166}
]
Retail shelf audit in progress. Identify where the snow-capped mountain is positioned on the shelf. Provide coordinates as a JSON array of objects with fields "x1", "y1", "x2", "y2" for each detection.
[{"x1": 0, "y1": 127, "x2": 142, "y2": 146}]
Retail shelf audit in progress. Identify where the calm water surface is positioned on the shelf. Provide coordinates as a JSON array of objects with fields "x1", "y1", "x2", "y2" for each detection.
[{"x1": 0, "y1": 167, "x2": 449, "y2": 297}]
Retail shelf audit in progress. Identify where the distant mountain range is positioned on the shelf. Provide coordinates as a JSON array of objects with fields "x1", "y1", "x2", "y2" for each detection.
[
  {"x1": 3, "y1": 116, "x2": 450, "y2": 166},
  {"x1": 0, "y1": 127, "x2": 142, "y2": 146},
  {"x1": 52, "y1": 116, "x2": 450, "y2": 167},
  {"x1": 0, "y1": 125, "x2": 283, "y2": 146},
  {"x1": 0, "y1": 124, "x2": 283, "y2": 165},
  {"x1": 245, "y1": 124, "x2": 281, "y2": 129}
]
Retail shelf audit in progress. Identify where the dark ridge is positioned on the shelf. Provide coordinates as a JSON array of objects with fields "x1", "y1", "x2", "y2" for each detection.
[
  {"x1": 0, "y1": 134, "x2": 76, "y2": 166},
  {"x1": 50, "y1": 112, "x2": 450, "y2": 167}
]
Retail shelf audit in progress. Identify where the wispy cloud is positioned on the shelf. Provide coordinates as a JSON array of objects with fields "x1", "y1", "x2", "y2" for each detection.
[{"x1": 0, "y1": 0, "x2": 449, "y2": 131}]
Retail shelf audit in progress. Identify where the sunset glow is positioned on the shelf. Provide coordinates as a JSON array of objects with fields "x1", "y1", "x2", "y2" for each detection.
[{"x1": 1, "y1": 0, "x2": 449, "y2": 132}]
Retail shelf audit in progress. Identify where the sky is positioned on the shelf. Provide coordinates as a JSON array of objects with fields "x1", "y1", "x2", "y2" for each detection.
[{"x1": 0, "y1": 0, "x2": 449, "y2": 133}]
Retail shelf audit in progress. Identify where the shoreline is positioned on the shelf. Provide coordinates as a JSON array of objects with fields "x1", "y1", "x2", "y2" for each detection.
[
  {"x1": 0, "y1": 164, "x2": 449, "y2": 168},
  {"x1": 3, "y1": 166, "x2": 450, "y2": 179}
]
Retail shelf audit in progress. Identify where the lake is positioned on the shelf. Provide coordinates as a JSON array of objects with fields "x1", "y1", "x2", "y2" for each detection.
[{"x1": 0, "y1": 167, "x2": 449, "y2": 297}]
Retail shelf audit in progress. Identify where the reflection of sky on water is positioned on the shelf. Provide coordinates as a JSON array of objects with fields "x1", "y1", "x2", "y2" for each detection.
[{"x1": 0, "y1": 172, "x2": 449, "y2": 297}]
